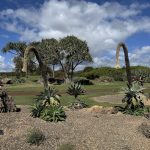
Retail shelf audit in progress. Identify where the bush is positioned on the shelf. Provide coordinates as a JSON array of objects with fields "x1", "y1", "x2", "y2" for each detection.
[
  {"x1": 73, "y1": 77, "x2": 93, "y2": 85},
  {"x1": 26, "y1": 128, "x2": 45, "y2": 145},
  {"x1": 12, "y1": 78, "x2": 26, "y2": 84},
  {"x1": 83, "y1": 66, "x2": 94, "y2": 72},
  {"x1": 97, "y1": 76, "x2": 114, "y2": 82}
]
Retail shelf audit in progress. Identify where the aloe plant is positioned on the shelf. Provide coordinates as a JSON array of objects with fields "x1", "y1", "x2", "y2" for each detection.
[
  {"x1": 67, "y1": 83, "x2": 85, "y2": 99},
  {"x1": 67, "y1": 83, "x2": 87, "y2": 109},
  {"x1": 122, "y1": 81, "x2": 145, "y2": 111},
  {"x1": 41, "y1": 105, "x2": 66, "y2": 122},
  {"x1": 31, "y1": 86, "x2": 65, "y2": 122}
]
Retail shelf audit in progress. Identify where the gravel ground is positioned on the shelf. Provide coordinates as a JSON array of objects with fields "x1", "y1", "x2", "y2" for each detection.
[{"x1": 0, "y1": 105, "x2": 150, "y2": 150}]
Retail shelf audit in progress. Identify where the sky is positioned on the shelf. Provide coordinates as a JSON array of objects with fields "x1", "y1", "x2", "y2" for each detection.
[{"x1": 0, "y1": 0, "x2": 150, "y2": 72}]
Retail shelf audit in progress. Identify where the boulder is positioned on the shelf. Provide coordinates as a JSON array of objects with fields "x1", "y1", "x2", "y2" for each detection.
[
  {"x1": 88, "y1": 105, "x2": 103, "y2": 113},
  {"x1": 0, "y1": 90, "x2": 20, "y2": 113}
]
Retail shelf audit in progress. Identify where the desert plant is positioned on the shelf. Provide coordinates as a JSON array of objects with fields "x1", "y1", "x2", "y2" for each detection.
[
  {"x1": 115, "y1": 43, "x2": 132, "y2": 87},
  {"x1": 41, "y1": 105, "x2": 66, "y2": 122},
  {"x1": 35, "y1": 86, "x2": 60, "y2": 107},
  {"x1": 122, "y1": 81, "x2": 145, "y2": 111},
  {"x1": 26, "y1": 128, "x2": 45, "y2": 145},
  {"x1": 31, "y1": 86, "x2": 66, "y2": 122},
  {"x1": 67, "y1": 83, "x2": 88, "y2": 109},
  {"x1": 31, "y1": 103, "x2": 44, "y2": 118},
  {"x1": 67, "y1": 83, "x2": 85, "y2": 99}
]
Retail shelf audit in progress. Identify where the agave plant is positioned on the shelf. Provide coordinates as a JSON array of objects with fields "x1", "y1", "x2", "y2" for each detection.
[
  {"x1": 67, "y1": 83, "x2": 87, "y2": 109},
  {"x1": 122, "y1": 81, "x2": 145, "y2": 111},
  {"x1": 67, "y1": 83, "x2": 85, "y2": 99}
]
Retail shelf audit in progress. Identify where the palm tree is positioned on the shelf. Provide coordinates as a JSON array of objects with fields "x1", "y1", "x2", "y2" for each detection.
[{"x1": 115, "y1": 42, "x2": 132, "y2": 87}]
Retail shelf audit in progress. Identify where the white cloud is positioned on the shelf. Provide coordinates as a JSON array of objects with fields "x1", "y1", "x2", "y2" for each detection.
[
  {"x1": 0, "y1": 0, "x2": 150, "y2": 70},
  {"x1": 0, "y1": 56, "x2": 15, "y2": 72}
]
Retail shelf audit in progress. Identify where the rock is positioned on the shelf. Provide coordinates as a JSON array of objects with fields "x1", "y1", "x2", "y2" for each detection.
[
  {"x1": 0, "y1": 90, "x2": 20, "y2": 113},
  {"x1": 143, "y1": 99, "x2": 150, "y2": 106},
  {"x1": 0, "y1": 129, "x2": 4, "y2": 135},
  {"x1": 88, "y1": 105, "x2": 103, "y2": 113}
]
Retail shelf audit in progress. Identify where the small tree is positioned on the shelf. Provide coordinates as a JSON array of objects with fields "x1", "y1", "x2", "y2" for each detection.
[{"x1": 55, "y1": 35, "x2": 92, "y2": 83}]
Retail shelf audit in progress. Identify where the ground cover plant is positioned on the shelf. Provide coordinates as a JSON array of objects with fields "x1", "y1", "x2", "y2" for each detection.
[{"x1": 26, "y1": 128, "x2": 45, "y2": 145}]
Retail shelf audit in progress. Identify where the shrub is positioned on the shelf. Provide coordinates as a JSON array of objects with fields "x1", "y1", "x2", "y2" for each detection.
[
  {"x1": 73, "y1": 77, "x2": 93, "y2": 85},
  {"x1": 26, "y1": 128, "x2": 45, "y2": 145},
  {"x1": 12, "y1": 78, "x2": 26, "y2": 84},
  {"x1": 83, "y1": 66, "x2": 94, "y2": 72},
  {"x1": 138, "y1": 122, "x2": 150, "y2": 138},
  {"x1": 97, "y1": 76, "x2": 114, "y2": 82}
]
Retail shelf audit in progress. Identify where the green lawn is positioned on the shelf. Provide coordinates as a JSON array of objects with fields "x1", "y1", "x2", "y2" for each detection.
[{"x1": 6, "y1": 81, "x2": 150, "y2": 107}]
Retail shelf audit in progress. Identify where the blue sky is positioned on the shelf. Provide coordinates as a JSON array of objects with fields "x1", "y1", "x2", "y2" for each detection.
[{"x1": 0, "y1": 0, "x2": 150, "y2": 72}]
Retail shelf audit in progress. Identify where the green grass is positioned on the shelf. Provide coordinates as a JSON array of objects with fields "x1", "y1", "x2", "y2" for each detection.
[{"x1": 5, "y1": 79, "x2": 150, "y2": 107}]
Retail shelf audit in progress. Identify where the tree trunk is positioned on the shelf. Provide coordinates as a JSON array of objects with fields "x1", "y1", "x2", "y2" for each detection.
[
  {"x1": 52, "y1": 64, "x2": 55, "y2": 78},
  {"x1": 41, "y1": 68, "x2": 48, "y2": 90},
  {"x1": 64, "y1": 73, "x2": 70, "y2": 83}
]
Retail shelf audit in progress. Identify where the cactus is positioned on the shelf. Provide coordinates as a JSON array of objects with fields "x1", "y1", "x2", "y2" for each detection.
[{"x1": 115, "y1": 42, "x2": 132, "y2": 87}]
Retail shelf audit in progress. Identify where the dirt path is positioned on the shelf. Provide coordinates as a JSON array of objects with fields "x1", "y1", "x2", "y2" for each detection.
[
  {"x1": 92, "y1": 94, "x2": 124, "y2": 104},
  {"x1": 0, "y1": 106, "x2": 149, "y2": 150}
]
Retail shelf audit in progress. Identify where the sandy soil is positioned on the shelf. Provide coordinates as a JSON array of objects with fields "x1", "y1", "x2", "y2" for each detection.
[{"x1": 0, "y1": 105, "x2": 149, "y2": 150}]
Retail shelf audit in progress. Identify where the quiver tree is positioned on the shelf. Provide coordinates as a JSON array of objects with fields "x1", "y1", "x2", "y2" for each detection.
[
  {"x1": 115, "y1": 42, "x2": 132, "y2": 87},
  {"x1": 22, "y1": 46, "x2": 49, "y2": 90},
  {"x1": 56, "y1": 35, "x2": 92, "y2": 83}
]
